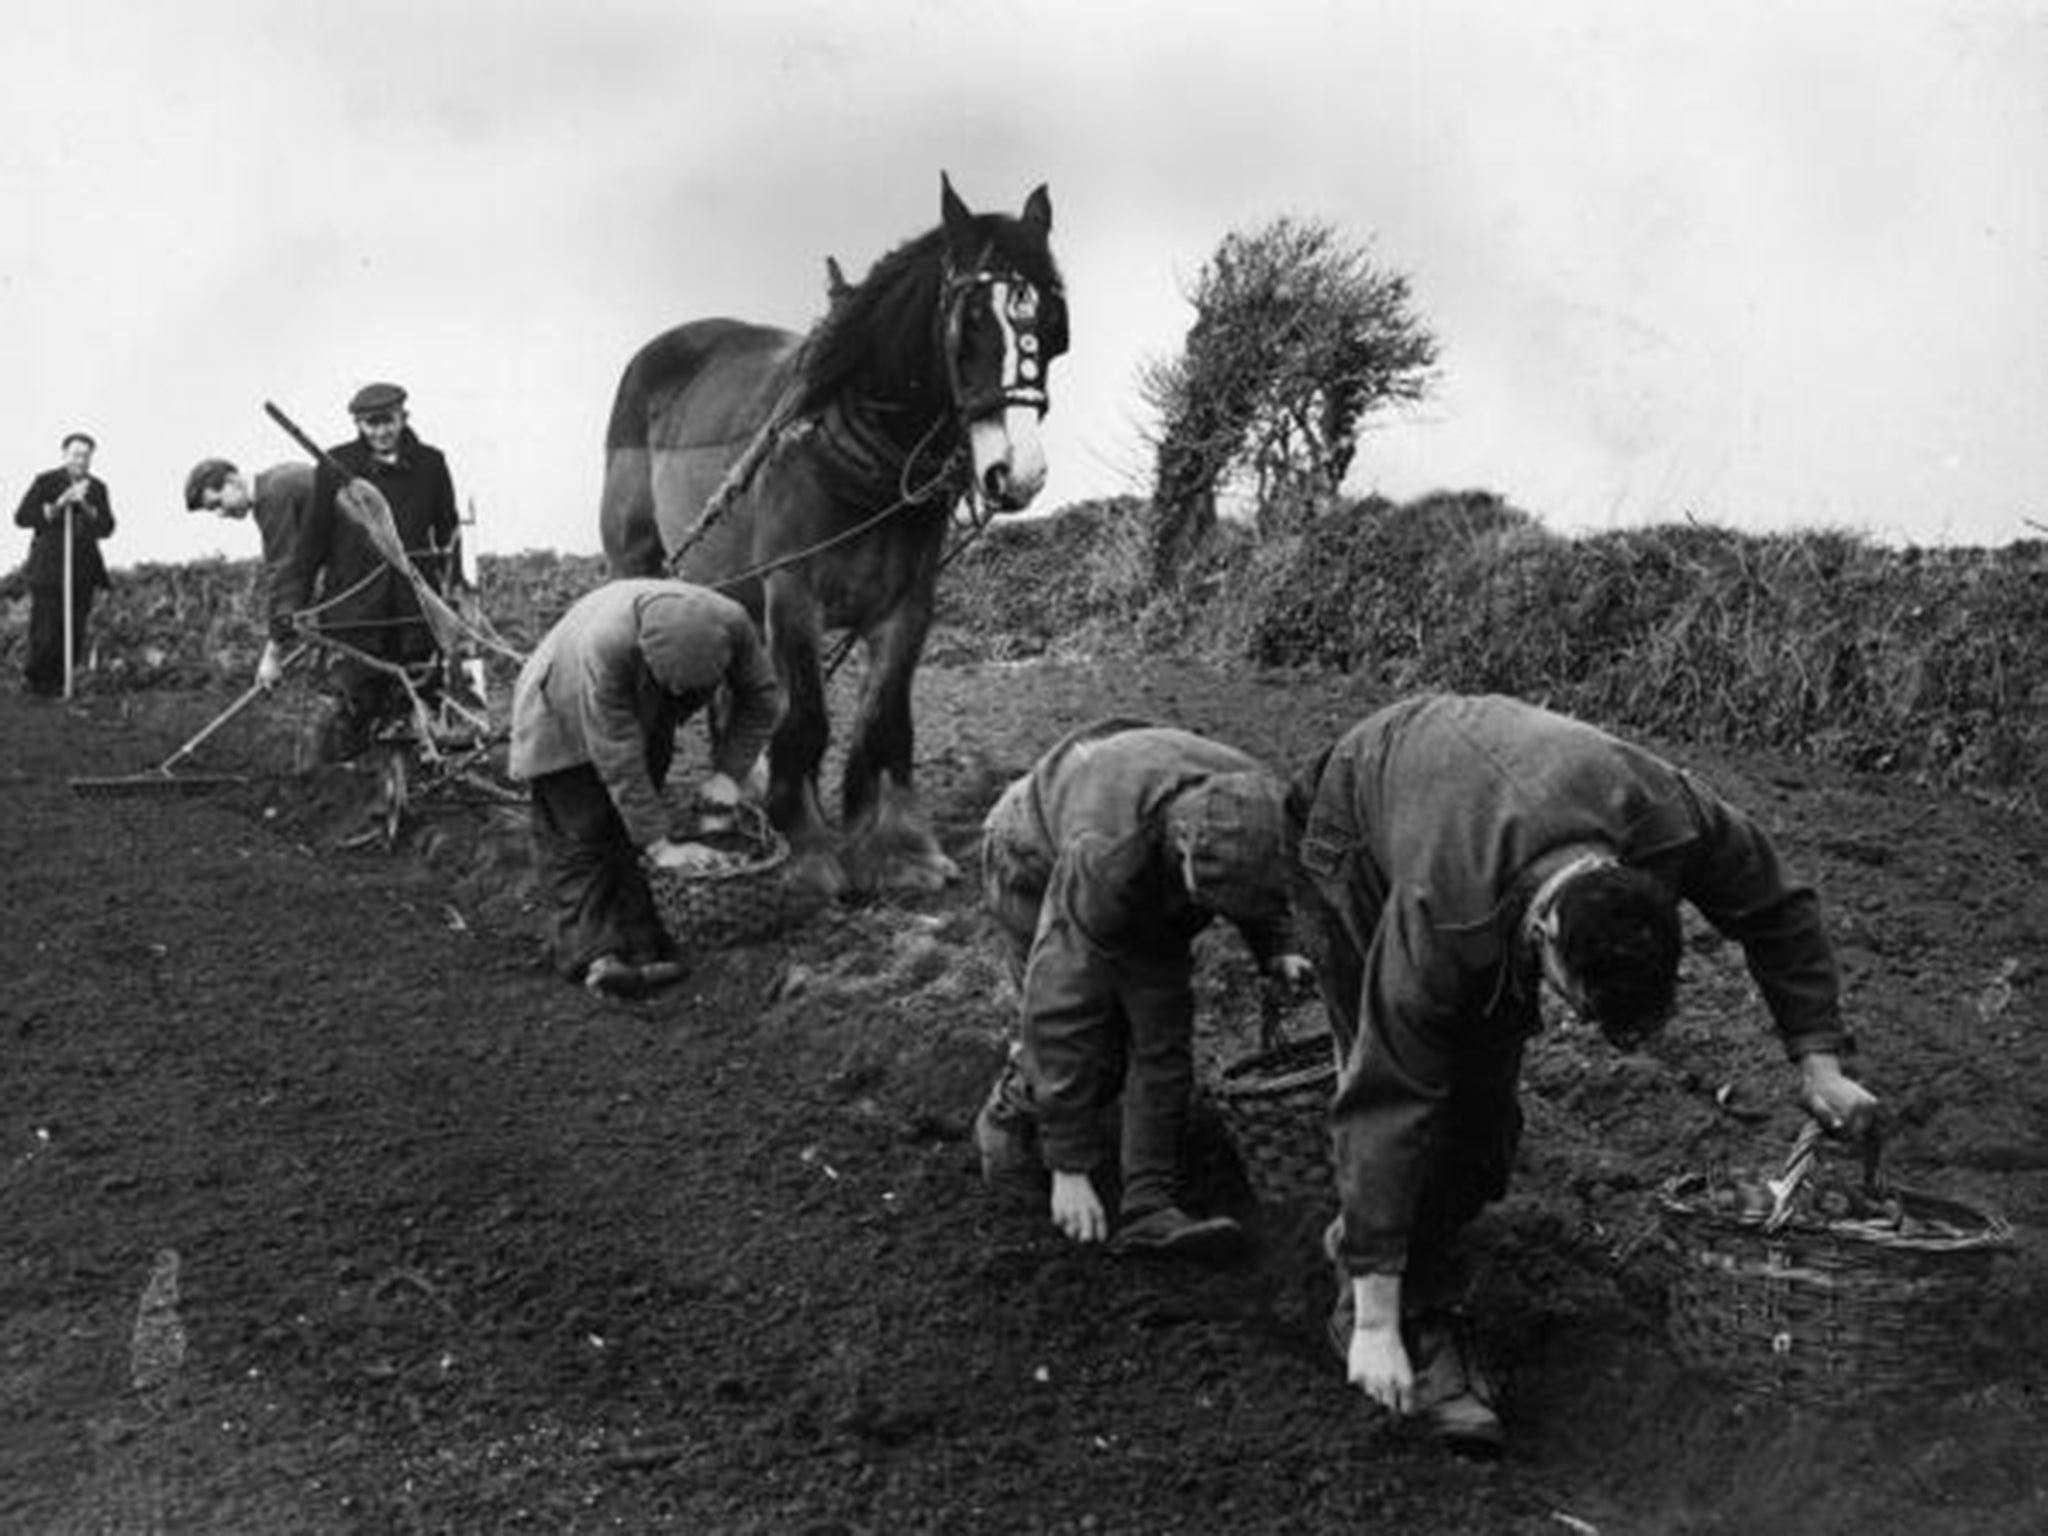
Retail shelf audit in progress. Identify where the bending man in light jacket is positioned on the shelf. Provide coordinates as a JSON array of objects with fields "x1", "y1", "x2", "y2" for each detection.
[
  {"x1": 510, "y1": 579, "x2": 784, "y2": 998},
  {"x1": 1297, "y1": 692, "x2": 1880, "y2": 1451},
  {"x1": 975, "y1": 718, "x2": 1314, "y2": 1260}
]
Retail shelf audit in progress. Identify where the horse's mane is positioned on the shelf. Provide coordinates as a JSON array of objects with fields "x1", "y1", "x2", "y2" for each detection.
[
  {"x1": 790, "y1": 216, "x2": 1064, "y2": 419},
  {"x1": 674, "y1": 207, "x2": 1064, "y2": 553}
]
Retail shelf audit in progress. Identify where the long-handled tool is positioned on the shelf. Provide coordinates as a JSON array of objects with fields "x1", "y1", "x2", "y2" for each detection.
[
  {"x1": 61, "y1": 498, "x2": 74, "y2": 700},
  {"x1": 68, "y1": 645, "x2": 310, "y2": 798},
  {"x1": 261, "y1": 400, "x2": 523, "y2": 667}
]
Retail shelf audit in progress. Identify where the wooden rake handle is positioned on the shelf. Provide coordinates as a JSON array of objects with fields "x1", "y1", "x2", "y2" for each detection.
[{"x1": 160, "y1": 644, "x2": 311, "y2": 772}]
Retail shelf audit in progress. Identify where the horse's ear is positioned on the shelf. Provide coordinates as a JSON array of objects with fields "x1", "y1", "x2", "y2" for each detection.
[
  {"x1": 1022, "y1": 184, "x2": 1052, "y2": 235},
  {"x1": 824, "y1": 255, "x2": 851, "y2": 303},
  {"x1": 940, "y1": 172, "x2": 977, "y2": 257}
]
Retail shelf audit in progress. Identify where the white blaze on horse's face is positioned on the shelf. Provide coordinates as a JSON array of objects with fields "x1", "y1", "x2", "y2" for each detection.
[{"x1": 966, "y1": 277, "x2": 1050, "y2": 513}]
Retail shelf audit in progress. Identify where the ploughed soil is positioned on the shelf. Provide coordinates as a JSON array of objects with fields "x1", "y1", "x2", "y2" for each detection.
[{"x1": 3, "y1": 658, "x2": 2045, "y2": 1535}]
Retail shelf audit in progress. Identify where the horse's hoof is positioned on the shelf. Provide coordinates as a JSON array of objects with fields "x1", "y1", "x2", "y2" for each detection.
[
  {"x1": 863, "y1": 849, "x2": 959, "y2": 895},
  {"x1": 788, "y1": 847, "x2": 849, "y2": 900},
  {"x1": 907, "y1": 851, "x2": 961, "y2": 891}
]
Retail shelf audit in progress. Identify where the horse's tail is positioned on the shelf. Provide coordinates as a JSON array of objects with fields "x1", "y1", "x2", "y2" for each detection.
[{"x1": 599, "y1": 342, "x2": 670, "y2": 578}]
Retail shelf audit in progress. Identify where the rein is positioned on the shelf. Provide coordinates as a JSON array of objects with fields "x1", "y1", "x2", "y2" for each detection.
[
  {"x1": 661, "y1": 244, "x2": 1041, "y2": 591},
  {"x1": 676, "y1": 410, "x2": 971, "y2": 599}
]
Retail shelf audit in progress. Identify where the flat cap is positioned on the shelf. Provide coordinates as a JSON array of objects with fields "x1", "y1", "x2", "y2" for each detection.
[
  {"x1": 1168, "y1": 770, "x2": 1292, "y2": 925},
  {"x1": 184, "y1": 457, "x2": 238, "y2": 510},
  {"x1": 636, "y1": 587, "x2": 744, "y2": 696},
  {"x1": 347, "y1": 382, "x2": 408, "y2": 416}
]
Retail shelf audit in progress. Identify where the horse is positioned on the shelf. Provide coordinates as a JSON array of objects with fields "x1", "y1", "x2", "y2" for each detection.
[{"x1": 598, "y1": 176, "x2": 1067, "y2": 895}]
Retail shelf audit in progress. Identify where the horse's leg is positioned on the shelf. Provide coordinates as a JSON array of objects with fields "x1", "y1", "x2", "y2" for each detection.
[
  {"x1": 762, "y1": 569, "x2": 846, "y2": 897},
  {"x1": 841, "y1": 595, "x2": 959, "y2": 894}
]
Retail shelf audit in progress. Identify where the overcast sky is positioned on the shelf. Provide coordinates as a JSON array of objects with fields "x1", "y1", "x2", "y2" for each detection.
[{"x1": 4, "y1": 0, "x2": 2044, "y2": 570}]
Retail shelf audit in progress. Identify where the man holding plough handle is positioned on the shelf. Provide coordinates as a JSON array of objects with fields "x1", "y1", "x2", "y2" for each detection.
[{"x1": 265, "y1": 382, "x2": 464, "y2": 762}]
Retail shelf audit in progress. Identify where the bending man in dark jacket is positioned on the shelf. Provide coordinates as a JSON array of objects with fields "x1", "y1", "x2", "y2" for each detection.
[
  {"x1": 14, "y1": 432, "x2": 115, "y2": 697},
  {"x1": 185, "y1": 457, "x2": 316, "y2": 688},
  {"x1": 975, "y1": 719, "x2": 1314, "y2": 1259},
  {"x1": 509, "y1": 579, "x2": 784, "y2": 998},
  {"x1": 267, "y1": 383, "x2": 462, "y2": 760},
  {"x1": 1298, "y1": 693, "x2": 1879, "y2": 1449}
]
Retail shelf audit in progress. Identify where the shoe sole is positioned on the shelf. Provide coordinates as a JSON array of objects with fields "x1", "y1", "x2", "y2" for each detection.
[
  {"x1": 1420, "y1": 1412, "x2": 1505, "y2": 1457},
  {"x1": 636, "y1": 963, "x2": 688, "y2": 993},
  {"x1": 1111, "y1": 1220, "x2": 1251, "y2": 1263},
  {"x1": 586, "y1": 968, "x2": 650, "y2": 1000}
]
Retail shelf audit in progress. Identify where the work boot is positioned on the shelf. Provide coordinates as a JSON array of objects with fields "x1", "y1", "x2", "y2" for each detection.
[
  {"x1": 974, "y1": 1048, "x2": 1044, "y2": 1190},
  {"x1": 1110, "y1": 1204, "x2": 1249, "y2": 1262},
  {"x1": 1323, "y1": 1231, "x2": 1504, "y2": 1455},
  {"x1": 583, "y1": 953, "x2": 643, "y2": 998},
  {"x1": 635, "y1": 959, "x2": 689, "y2": 993},
  {"x1": 1406, "y1": 1314, "x2": 1504, "y2": 1454}
]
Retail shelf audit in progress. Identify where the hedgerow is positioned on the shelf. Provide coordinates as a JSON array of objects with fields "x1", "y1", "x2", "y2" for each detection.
[
  {"x1": 0, "y1": 550, "x2": 609, "y2": 689},
  {"x1": 8, "y1": 498, "x2": 2042, "y2": 805},
  {"x1": 942, "y1": 491, "x2": 2048, "y2": 806}
]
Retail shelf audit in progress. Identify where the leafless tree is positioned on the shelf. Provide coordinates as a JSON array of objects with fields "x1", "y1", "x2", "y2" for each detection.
[{"x1": 1141, "y1": 217, "x2": 1438, "y2": 585}]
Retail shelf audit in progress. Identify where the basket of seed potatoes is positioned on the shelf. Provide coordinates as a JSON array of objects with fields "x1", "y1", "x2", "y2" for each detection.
[
  {"x1": 646, "y1": 804, "x2": 813, "y2": 948},
  {"x1": 1656, "y1": 1122, "x2": 2014, "y2": 1407},
  {"x1": 1204, "y1": 990, "x2": 1342, "y2": 1209}
]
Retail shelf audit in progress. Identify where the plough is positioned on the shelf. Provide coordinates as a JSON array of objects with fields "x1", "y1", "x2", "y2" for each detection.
[{"x1": 67, "y1": 399, "x2": 530, "y2": 846}]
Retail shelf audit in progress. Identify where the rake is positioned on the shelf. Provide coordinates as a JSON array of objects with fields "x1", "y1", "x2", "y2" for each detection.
[{"x1": 68, "y1": 645, "x2": 310, "y2": 799}]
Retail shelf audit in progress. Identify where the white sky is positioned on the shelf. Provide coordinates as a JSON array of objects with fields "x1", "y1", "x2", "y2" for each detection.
[{"x1": 3, "y1": 0, "x2": 2044, "y2": 569}]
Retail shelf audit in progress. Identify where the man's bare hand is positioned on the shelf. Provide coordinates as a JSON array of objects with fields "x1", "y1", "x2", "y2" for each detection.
[
  {"x1": 1798, "y1": 1052, "x2": 1882, "y2": 1140},
  {"x1": 1265, "y1": 952, "x2": 1317, "y2": 994},
  {"x1": 1342, "y1": 1271, "x2": 1412, "y2": 1412},
  {"x1": 1049, "y1": 1169, "x2": 1107, "y2": 1244},
  {"x1": 1348, "y1": 1319, "x2": 1414, "y2": 1416},
  {"x1": 645, "y1": 839, "x2": 728, "y2": 875},
  {"x1": 696, "y1": 772, "x2": 742, "y2": 809}
]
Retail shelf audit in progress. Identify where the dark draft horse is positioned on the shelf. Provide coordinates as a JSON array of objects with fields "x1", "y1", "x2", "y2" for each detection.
[{"x1": 599, "y1": 176, "x2": 1067, "y2": 894}]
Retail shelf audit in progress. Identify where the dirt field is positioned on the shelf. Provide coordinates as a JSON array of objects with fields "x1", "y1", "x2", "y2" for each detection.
[{"x1": 3, "y1": 658, "x2": 2044, "y2": 1535}]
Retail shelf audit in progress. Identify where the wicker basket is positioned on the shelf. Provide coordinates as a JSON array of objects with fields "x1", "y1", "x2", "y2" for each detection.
[
  {"x1": 1204, "y1": 995, "x2": 1339, "y2": 1208},
  {"x1": 646, "y1": 808, "x2": 816, "y2": 949},
  {"x1": 1656, "y1": 1124, "x2": 2014, "y2": 1408}
]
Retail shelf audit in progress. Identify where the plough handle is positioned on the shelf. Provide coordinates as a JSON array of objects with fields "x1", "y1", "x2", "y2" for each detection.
[{"x1": 263, "y1": 400, "x2": 354, "y2": 482}]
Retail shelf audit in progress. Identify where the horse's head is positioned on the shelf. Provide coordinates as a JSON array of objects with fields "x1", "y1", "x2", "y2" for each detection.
[{"x1": 937, "y1": 175, "x2": 1067, "y2": 514}]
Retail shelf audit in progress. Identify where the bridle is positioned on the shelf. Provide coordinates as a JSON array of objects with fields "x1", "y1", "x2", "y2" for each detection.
[
  {"x1": 663, "y1": 246, "x2": 1060, "y2": 586},
  {"x1": 939, "y1": 254, "x2": 1055, "y2": 428}
]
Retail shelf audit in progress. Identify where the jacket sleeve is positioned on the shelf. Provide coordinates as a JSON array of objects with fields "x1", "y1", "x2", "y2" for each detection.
[
  {"x1": 426, "y1": 450, "x2": 461, "y2": 589},
  {"x1": 15, "y1": 473, "x2": 49, "y2": 529},
  {"x1": 86, "y1": 480, "x2": 114, "y2": 539},
  {"x1": 254, "y1": 479, "x2": 308, "y2": 594},
  {"x1": 578, "y1": 650, "x2": 670, "y2": 850},
  {"x1": 1019, "y1": 834, "x2": 1147, "y2": 1173},
  {"x1": 270, "y1": 464, "x2": 337, "y2": 643},
  {"x1": 1329, "y1": 891, "x2": 1463, "y2": 1276},
  {"x1": 1670, "y1": 773, "x2": 1851, "y2": 1059},
  {"x1": 709, "y1": 617, "x2": 784, "y2": 782}
]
